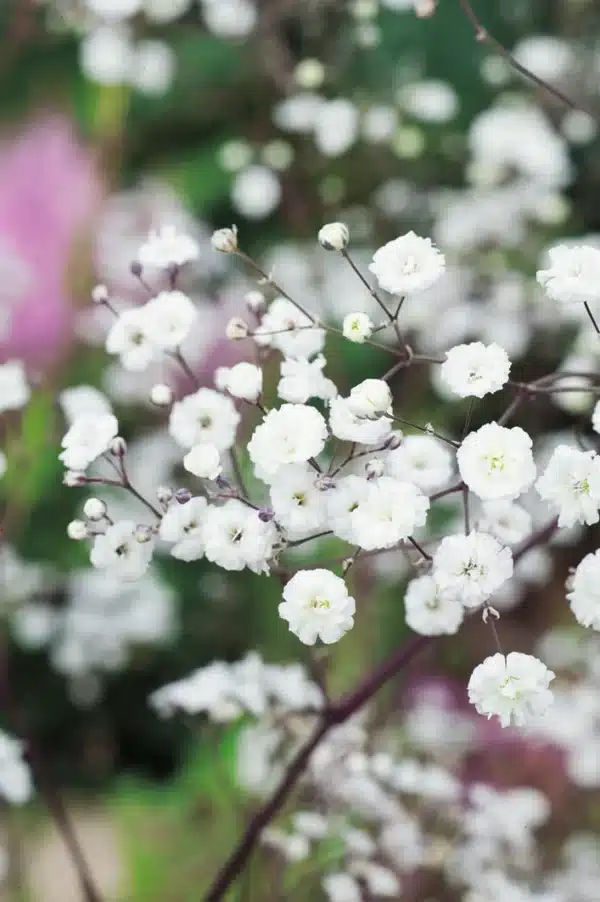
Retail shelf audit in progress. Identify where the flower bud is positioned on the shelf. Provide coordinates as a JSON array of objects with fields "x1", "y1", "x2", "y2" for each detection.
[
  {"x1": 258, "y1": 507, "x2": 275, "y2": 522},
  {"x1": 318, "y1": 222, "x2": 349, "y2": 251},
  {"x1": 130, "y1": 260, "x2": 143, "y2": 278},
  {"x1": 383, "y1": 431, "x2": 403, "y2": 451},
  {"x1": 225, "y1": 317, "x2": 250, "y2": 341},
  {"x1": 135, "y1": 524, "x2": 154, "y2": 544},
  {"x1": 67, "y1": 519, "x2": 88, "y2": 540},
  {"x1": 294, "y1": 58, "x2": 325, "y2": 89},
  {"x1": 342, "y1": 312, "x2": 374, "y2": 343},
  {"x1": 175, "y1": 487, "x2": 192, "y2": 505},
  {"x1": 211, "y1": 226, "x2": 238, "y2": 253},
  {"x1": 157, "y1": 485, "x2": 173, "y2": 505},
  {"x1": 110, "y1": 436, "x2": 127, "y2": 456},
  {"x1": 83, "y1": 498, "x2": 106, "y2": 521},
  {"x1": 150, "y1": 383, "x2": 173, "y2": 407},
  {"x1": 91, "y1": 284, "x2": 109, "y2": 305}
]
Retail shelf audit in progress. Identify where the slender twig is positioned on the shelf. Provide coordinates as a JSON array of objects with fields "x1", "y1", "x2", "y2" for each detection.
[
  {"x1": 341, "y1": 250, "x2": 409, "y2": 356},
  {"x1": 457, "y1": 0, "x2": 600, "y2": 121},
  {"x1": 584, "y1": 302, "x2": 600, "y2": 335},
  {"x1": 406, "y1": 536, "x2": 433, "y2": 562},
  {"x1": 392, "y1": 415, "x2": 459, "y2": 448},
  {"x1": 235, "y1": 250, "x2": 317, "y2": 323},
  {"x1": 170, "y1": 349, "x2": 201, "y2": 390}
]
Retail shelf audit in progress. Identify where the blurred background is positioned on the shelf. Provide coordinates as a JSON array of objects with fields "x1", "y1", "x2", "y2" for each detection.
[{"x1": 2, "y1": 0, "x2": 600, "y2": 899}]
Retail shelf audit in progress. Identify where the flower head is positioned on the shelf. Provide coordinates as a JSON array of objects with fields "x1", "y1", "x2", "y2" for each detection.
[
  {"x1": 169, "y1": 388, "x2": 240, "y2": 450},
  {"x1": 248, "y1": 404, "x2": 328, "y2": 480},
  {"x1": 90, "y1": 519, "x2": 154, "y2": 581},
  {"x1": 458, "y1": 423, "x2": 536, "y2": 501},
  {"x1": 369, "y1": 231, "x2": 445, "y2": 295},
  {"x1": 537, "y1": 244, "x2": 600, "y2": 305},
  {"x1": 404, "y1": 575, "x2": 464, "y2": 636},
  {"x1": 440, "y1": 342, "x2": 511, "y2": 398},
  {"x1": 350, "y1": 476, "x2": 429, "y2": 550},
  {"x1": 536, "y1": 445, "x2": 600, "y2": 527},
  {"x1": 137, "y1": 224, "x2": 199, "y2": 269},
  {"x1": 279, "y1": 569, "x2": 355, "y2": 645},
  {"x1": 59, "y1": 413, "x2": 119, "y2": 471},
  {"x1": 159, "y1": 497, "x2": 207, "y2": 561},
  {"x1": 468, "y1": 652, "x2": 555, "y2": 727},
  {"x1": 433, "y1": 531, "x2": 513, "y2": 608}
]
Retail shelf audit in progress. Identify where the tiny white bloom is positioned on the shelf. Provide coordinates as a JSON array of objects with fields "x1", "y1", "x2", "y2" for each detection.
[
  {"x1": 347, "y1": 378, "x2": 392, "y2": 420},
  {"x1": 225, "y1": 317, "x2": 250, "y2": 340},
  {"x1": 83, "y1": 498, "x2": 107, "y2": 521},
  {"x1": 90, "y1": 520, "x2": 154, "y2": 581},
  {"x1": 106, "y1": 308, "x2": 158, "y2": 371},
  {"x1": 143, "y1": 291, "x2": 197, "y2": 350},
  {"x1": 318, "y1": 222, "x2": 350, "y2": 251},
  {"x1": 369, "y1": 231, "x2": 445, "y2": 295},
  {"x1": 169, "y1": 388, "x2": 240, "y2": 450},
  {"x1": 433, "y1": 531, "x2": 513, "y2": 608},
  {"x1": 269, "y1": 464, "x2": 327, "y2": 539},
  {"x1": 536, "y1": 445, "x2": 600, "y2": 527},
  {"x1": 203, "y1": 500, "x2": 277, "y2": 573},
  {"x1": 277, "y1": 355, "x2": 337, "y2": 404},
  {"x1": 351, "y1": 476, "x2": 429, "y2": 550},
  {"x1": 404, "y1": 574, "x2": 464, "y2": 635},
  {"x1": 218, "y1": 361, "x2": 263, "y2": 402},
  {"x1": 138, "y1": 224, "x2": 199, "y2": 269},
  {"x1": 329, "y1": 396, "x2": 392, "y2": 445},
  {"x1": 150, "y1": 383, "x2": 173, "y2": 406},
  {"x1": 567, "y1": 550, "x2": 600, "y2": 629},
  {"x1": 67, "y1": 520, "x2": 88, "y2": 541},
  {"x1": 279, "y1": 569, "x2": 356, "y2": 644},
  {"x1": 325, "y1": 475, "x2": 370, "y2": 543},
  {"x1": 386, "y1": 434, "x2": 453, "y2": 492},
  {"x1": 0, "y1": 360, "x2": 30, "y2": 413},
  {"x1": 183, "y1": 443, "x2": 222, "y2": 480},
  {"x1": 537, "y1": 244, "x2": 600, "y2": 305},
  {"x1": 211, "y1": 226, "x2": 238, "y2": 253},
  {"x1": 159, "y1": 497, "x2": 207, "y2": 561},
  {"x1": 458, "y1": 423, "x2": 536, "y2": 500},
  {"x1": 248, "y1": 404, "x2": 328, "y2": 480},
  {"x1": 342, "y1": 312, "x2": 374, "y2": 343},
  {"x1": 468, "y1": 652, "x2": 555, "y2": 727},
  {"x1": 440, "y1": 342, "x2": 511, "y2": 398},
  {"x1": 59, "y1": 413, "x2": 119, "y2": 472}
]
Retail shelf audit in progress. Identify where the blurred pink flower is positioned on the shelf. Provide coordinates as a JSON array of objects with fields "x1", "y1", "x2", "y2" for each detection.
[{"x1": 0, "y1": 116, "x2": 101, "y2": 368}]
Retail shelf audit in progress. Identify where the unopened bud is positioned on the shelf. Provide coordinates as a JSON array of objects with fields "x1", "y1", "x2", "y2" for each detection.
[
  {"x1": 318, "y1": 222, "x2": 350, "y2": 251},
  {"x1": 258, "y1": 507, "x2": 275, "y2": 522},
  {"x1": 110, "y1": 436, "x2": 127, "y2": 456},
  {"x1": 215, "y1": 475, "x2": 230, "y2": 490},
  {"x1": 175, "y1": 487, "x2": 192, "y2": 505},
  {"x1": 130, "y1": 260, "x2": 143, "y2": 278},
  {"x1": 83, "y1": 498, "x2": 106, "y2": 521},
  {"x1": 67, "y1": 519, "x2": 88, "y2": 541},
  {"x1": 135, "y1": 524, "x2": 154, "y2": 544},
  {"x1": 225, "y1": 317, "x2": 250, "y2": 341},
  {"x1": 150, "y1": 383, "x2": 173, "y2": 407},
  {"x1": 245, "y1": 290, "x2": 266, "y2": 314},
  {"x1": 211, "y1": 226, "x2": 238, "y2": 253},
  {"x1": 91, "y1": 284, "x2": 109, "y2": 305},
  {"x1": 157, "y1": 485, "x2": 173, "y2": 505},
  {"x1": 482, "y1": 605, "x2": 500, "y2": 623},
  {"x1": 383, "y1": 431, "x2": 403, "y2": 451},
  {"x1": 365, "y1": 459, "x2": 384, "y2": 479}
]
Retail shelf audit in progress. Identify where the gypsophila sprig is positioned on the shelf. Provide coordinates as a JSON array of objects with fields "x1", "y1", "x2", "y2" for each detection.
[
  {"x1": 440, "y1": 342, "x2": 511, "y2": 398},
  {"x1": 278, "y1": 570, "x2": 356, "y2": 644},
  {"x1": 457, "y1": 423, "x2": 536, "y2": 501},
  {"x1": 468, "y1": 652, "x2": 555, "y2": 728},
  {"x1": 369, "y1": 231, "x2": 445, "y2": 295},
  {"x1": 536, "y1": 445, "x2": 600, "y2": 527},
  {"x1": 537, "y1": 244, "x2": 600, "y2": 305}
]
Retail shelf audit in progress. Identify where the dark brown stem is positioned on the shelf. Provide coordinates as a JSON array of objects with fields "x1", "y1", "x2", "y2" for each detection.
[
  {"x1": 584, "y1": 302, "x2": 600, "y2": 335},
  {"x1": 171, "y1": 349, "x2": 201, "y2": 390},
  {"x1": 457, "y1": 0, "x2": 599, "y2": 121}
]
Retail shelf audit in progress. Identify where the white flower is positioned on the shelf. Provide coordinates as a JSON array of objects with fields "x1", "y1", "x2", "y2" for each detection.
[
  {"x1": 132, "y1": 39, "x2": 175, "y2": 96},
  {"x1": 211, "y1": 226, "x2": 238, "y2": 253},
  {"x1": 183, "y1": 443, "x2": 222, "y2": 480},
  {"x1": 225, "y1": 317, "x2": 250, "y2": 340},
  {"x1": 318, "y1": 222, "x2": 350, "y2": 251},
  {"x1": 90, "y1": 520, "x2": 154, "y2": 581},
  {"x1": 169, "y1": 388, "x2": 240, "y2": 450},
  {"x1": 440, "y1": 342, "x2": 511, "y2": 398},
  {"x1": 83, "y1": 498, "x2": 107, "y2": 521},
  {"x1": 150, "y1": 383, "x2": 173, "y2": 406},
  {"x1": 159, "y1": 497, "x2": 207, "y2": 561},
  {"x1": 458, "y1": 423, "x2": 536, "y2": 501},
  {"x1": 342, "y1": 312, "x2": 374, "y2": 343},
  {"x1": 143, "y1": 291, "x2": 197, "y2": 350},
  {"x1": 106, "y1": 308, "x2": 159, "y2": 371},
  {"x1": 248, "y1": 404, "x2": 328, "y2": 480},
  {"x1": 468, "y1": 652, "x2": 555, "y2": 727},
  {"x1": 385, "y1": 435, "x2": 453, "y2": 492},
  {"x1": 567, "y1": 550, "x2": 600, "y2": 629},
  {"x1": 269, "y1": 464, "x2": 327, "y2": 539},
  {"x1": 537, "y1": 244, "x2": 600, "y2": 305},
  {"x1": 350, "y1": 862, "x2": 401, "y2": 898},
  {"x1": 476, "y1": 500, "x2": 532, "y2": 546},
  {"x1": 279, "y1": 569, "x2": 355, "y2": 645},
  {"x1": 329, "y1": 396, "x2": 392, "y2": 445},
  {"x1": 433, "y1": 531, "x2": 513, "y2": 608},
  {"x1": 404, "y1": 574, "x2": 464, "y2": 636},
  {"x1": 351, "y1": 477, "x2": 429, "y2": 550},
  {"x1": 203, "y1": 500, "x2": 277, "y2": 574},
  {"x1": 369, "y1": 231, "x2": 445, "y2": 295},
  {"x1": 67, "y1": 520, "x2": 88, "y2": 541},
  {"x1": 536, "y1": 445, "x2": 600, "y2": 527},
  {"x1": 218, "y1": 362, "x2": 263, "y2": 402},
  {"x1": 59, "y1": 413, "x2": 119, "y2": 471},
  {"x1": 59, "y1": 385, "x2": 113, "y2": 425},
  {"x1": 465, "y1": 784, "x2": 550, "y2": 849},
  {"x1": 322, "y1": 873, "x2": 362, "y2": 902},
  {"x1": 0, "y1": 731, "x2": 32, "y2": 805},
  {"x1": 347, "y1": 379, "x2": 393, "y2": 419},
  {"x1": 325, "y1": 475, "x2": 370, "y2": 543},
  {"x1": 277, "y1": 356, "x2": 337, "y2": 404},
  {"x1": 593, "y1": 400, "x2": 600, "y2": 435},
  {"x1": 254, "y1": 298, "x2": 325, "y2": 360},
  {"x1": 80, "y1": 24, "x2": 132, "y2": 86},
  {"x1": 0, "y1": 360, "x2": 30, "y2": 412},
  {"x1": 137, "y1": 224, "x2": 199, "y2": 269}
]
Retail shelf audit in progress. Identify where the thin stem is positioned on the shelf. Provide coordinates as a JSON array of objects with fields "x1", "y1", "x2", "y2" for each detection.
[
  {"x1": 584, "y1": 302, "x2": 600, "y2": 335},
  {"x1": 462, "y1": 485, "x2": 471, "y2": 535},
  {"x1": 341, "y1": 250, "x2": 409, "y2": 356},
  {"x1": 457, "y1": 0, "x2": 599, "y2": 121},
  {"x1": 170, "y1": 349, "x2": 200, "y2": 389},
  {"x1": 486, "y1": 612, "x2": 504, "y2": 655},
  {"x1": 406, "y1": 536, "x2": 433, "y2": 562},
  {"x1": 391, "y1": 415, "x2": 459, "y2": 448},
  {"x1": 462, "y1": 397, "x2": 476, "y2": 440},
  {"x1": 429, "y1": 481, "x2": 465, "y2": 503},
  {"x1": 229, "y1": 447, "x2": 248, "y2": 497},
  {"x1": 235, "y1": 250, "x2": 316, "y2": 324}
]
